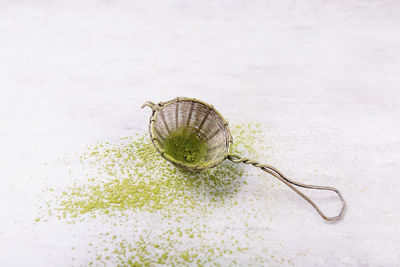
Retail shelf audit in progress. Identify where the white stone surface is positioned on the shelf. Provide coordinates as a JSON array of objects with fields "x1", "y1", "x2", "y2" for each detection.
[{"x1": 0, "y1": 0, "x2": 399, "y2": 266}]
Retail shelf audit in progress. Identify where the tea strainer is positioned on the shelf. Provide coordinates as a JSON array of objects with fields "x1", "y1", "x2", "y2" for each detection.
[{"x1": 142, "y1": 97, "x2": 346, "y2": 222}]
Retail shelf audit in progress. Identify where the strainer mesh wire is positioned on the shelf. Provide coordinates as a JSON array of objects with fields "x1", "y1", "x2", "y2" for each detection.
[{"x1": 150, "y1": 98, "x2": 232, "y2": 169}]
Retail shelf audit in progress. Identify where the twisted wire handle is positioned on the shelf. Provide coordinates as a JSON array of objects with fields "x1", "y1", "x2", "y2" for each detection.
[{"x1": 228, "y1": 154, "x2": 346, "y2": 222}]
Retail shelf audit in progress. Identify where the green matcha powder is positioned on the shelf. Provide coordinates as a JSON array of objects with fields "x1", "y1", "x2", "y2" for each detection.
[
  {"x1": 163, "y1": 127, "x2": 207, "y2": 165},
  {"x1": 36, "y1": 123, "x2": 296, "y2": 266}
]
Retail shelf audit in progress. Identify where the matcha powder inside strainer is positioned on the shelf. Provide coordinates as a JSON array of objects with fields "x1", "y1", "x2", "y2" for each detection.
[{"x1": 163, "y1": 127, "x2": 207, "y2": 164}]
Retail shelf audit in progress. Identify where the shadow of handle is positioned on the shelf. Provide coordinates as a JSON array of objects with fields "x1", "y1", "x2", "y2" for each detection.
[{"x1": 228, "y1": 154, "x2": 346, "y2": 222}]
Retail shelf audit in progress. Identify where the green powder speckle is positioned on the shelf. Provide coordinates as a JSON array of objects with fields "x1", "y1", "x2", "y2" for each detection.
[
  {"x1": 36, "y1": 123, "x2": 298, "y2": 266},
  {"x1": 163, "y1": 127, "x2": 207, "y2": 165},
  {"x1": 43, "y1": 134, "x2": 244, "y2": 221}
]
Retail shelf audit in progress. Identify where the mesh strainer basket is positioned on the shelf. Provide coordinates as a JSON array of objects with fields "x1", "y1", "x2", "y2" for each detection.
[{"x1": 142, "y1": 97, "x2": 346, "y2": 222}]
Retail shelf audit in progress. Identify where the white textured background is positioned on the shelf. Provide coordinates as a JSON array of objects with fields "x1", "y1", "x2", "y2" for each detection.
[{"x1": 1, "y1": 0, "x2": 399, "y2": 266}]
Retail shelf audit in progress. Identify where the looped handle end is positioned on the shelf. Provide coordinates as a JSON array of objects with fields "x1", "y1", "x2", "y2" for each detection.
[
  {"x1": 141, "y1": 101, "x2": 156, "y2": 110},
  {"x1": 228, "y1": 154, "x2": 346, "y2": 222}
]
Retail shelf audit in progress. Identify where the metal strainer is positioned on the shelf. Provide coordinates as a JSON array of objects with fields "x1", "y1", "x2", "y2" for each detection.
[{"x1": 142, "y1": 97, "x2": 346, "y2": 222}]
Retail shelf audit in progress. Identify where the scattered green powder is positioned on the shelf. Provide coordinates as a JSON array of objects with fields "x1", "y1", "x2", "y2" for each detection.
[
  {"x1": 37, "y1": 123, "x2": 296, "y2": 266},
  {"x1": 163, "y1": 127, "x2": 207, "y2": 165},
  {"x1": 41, "y1": 124, "x2": 268, "y2": 221},
  {"x1": 90, "y1": 223, "x2": 266, "y2": 266},
  {"x1": 42, "y1": 133, "x2": 244, "y2": 221}
]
